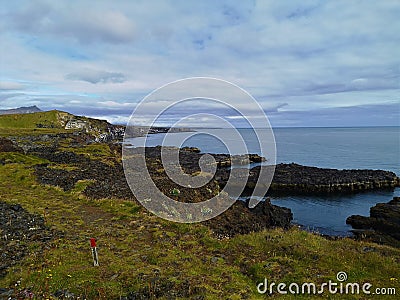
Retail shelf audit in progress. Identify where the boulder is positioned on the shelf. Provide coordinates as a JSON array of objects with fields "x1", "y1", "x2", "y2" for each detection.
[
  {"x1": 205, "y1": 198, "x2": 292, "y2": 238},
  {"x1": 346, "y1": 197, "x2": 400, "y2": 247},
  {"x1": 0, "y1": 137, "x2": 23, "y2": 153}
]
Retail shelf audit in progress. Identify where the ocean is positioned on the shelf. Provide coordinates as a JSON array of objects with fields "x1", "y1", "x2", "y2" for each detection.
[{"x1": 127, "y1": 127, "x2": 400, "y2": 235}]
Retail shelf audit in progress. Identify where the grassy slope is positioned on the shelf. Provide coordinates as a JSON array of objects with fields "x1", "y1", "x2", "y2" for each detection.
[
  {"x1": 0, "y1": 111, "x2": 63, "y2": 129},
  {"x1": 0, "y1": 110, "x2": 110, "y2": 134},
  {"x1": 0, "y1": 139, "x2": 399, "y2": 299},
  {"x1": 0, "y1": 127, "x2": 70, "y2": 137}
]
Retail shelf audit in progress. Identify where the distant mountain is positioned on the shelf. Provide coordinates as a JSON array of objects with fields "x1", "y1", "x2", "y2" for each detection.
[{"x1": 0, "y1": 105, "x2": 42, "y2": 115}]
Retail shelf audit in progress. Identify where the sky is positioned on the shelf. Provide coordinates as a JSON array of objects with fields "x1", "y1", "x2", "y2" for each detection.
[{"x1": 0, "y1": 0, "x2": 399, "y2": 127}]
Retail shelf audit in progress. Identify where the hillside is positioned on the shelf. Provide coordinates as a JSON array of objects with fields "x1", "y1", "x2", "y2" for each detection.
[
  {"x1": 0, "y1": 110, "x2": 106, "y2": 130},
  {"x1": 0, "y1": 109, "x2": 191, "y2": 141},
  {"x1": 0, "y1": 110, "x2": 64, "y2": 129},
  {"x1": 0, "y1": 110, "x2": 124, "y2": 142},
  {"x1": 0, "y1": 105, "x2": 42, "y2": 115}
]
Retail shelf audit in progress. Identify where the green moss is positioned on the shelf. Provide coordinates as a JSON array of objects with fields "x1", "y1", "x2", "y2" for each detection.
[
  {"x1": 58, "y1": 143, "x2": 117, "y2": 164},
  {"x1": 0, "y1": 127, "x2": 70, "y2": 136},
  {"x1": 0, "y1": 152, "x2": 49, "y2": 165},
  {"x1": 70, "y1": 179, "x2": 96, "y2": 193}
]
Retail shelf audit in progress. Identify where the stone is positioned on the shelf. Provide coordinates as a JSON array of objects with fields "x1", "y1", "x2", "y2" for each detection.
[
  {"x1": 216, "y1": 163, "x2": 400, "y2": 196},
  {"x1": 347, "y1": 197, "x2": 400, "y2": 247},
  {"x1": 0, "y1": 202, "x2": 57, "y2": 278}
]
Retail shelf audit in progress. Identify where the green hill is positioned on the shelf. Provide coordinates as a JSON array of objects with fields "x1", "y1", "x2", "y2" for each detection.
[
  {"x1": 0, "y1": 110, "x2": 111, "y2": 130},
  {"x1": 0, "y1": 110, "x2": 64, "y2": 129},
  {"x1": 0, "y1": 110, "x2": 125, "y2": 142},
  {"x1": 0, "y1": 110, "x2": 115, "y2": 133}
]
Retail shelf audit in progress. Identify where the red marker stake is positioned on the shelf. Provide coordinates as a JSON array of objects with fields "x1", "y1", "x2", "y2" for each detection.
[{"x1": 90, "y1": 238, "x2": 99, "y2": 266}]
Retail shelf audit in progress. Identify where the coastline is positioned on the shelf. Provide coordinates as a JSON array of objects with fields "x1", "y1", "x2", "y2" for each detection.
[
  {"x1": 125, "y1": 127, "x2": 400, "y2": 236},
  {"x1": 10, "y1": 129, "x2": 398, "y2": 237},
  {"x1": 1, "y1": 128, "x2": 400, "y2": 298},
  {"x1": 3, "y1": 118, "x2": 398, "y2": 237}
]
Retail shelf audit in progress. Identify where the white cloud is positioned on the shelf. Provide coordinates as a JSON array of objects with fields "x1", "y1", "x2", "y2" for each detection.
[
  {"x1": 87, "y1": 114, "x2": 131, "y2": 125},
  {"x1": 0, "y1": 0, "x2": 398, "y2": 126},
  {"x1": 0, "y1": 81, "x2": 26, "y2": 90},
  {"x1": 65, "y1": 69, "x2": 126, "y2": 84},
  {"x1": 8, "y1": 1, "x2": 136, "y2": 44},
  {"x1": 97, "y1": 101, "x2": 134, "y2": 108}
]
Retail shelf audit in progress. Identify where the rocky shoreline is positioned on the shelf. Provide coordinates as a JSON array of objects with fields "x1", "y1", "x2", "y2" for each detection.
[
  {"x1": 1, "y1": 133, "x2": 400, "y2": 298},
  {"x1": 1, "y1": 135, "x2": 400, "y2": 245},
  {"x1": 134, "y1": 146, "x2": 400, "y2": 196},
  {"x1": 239, "y1": 163, "x2": 399, "y2": 195},
  {"x1": 347, "y1": 197, "x2": 400, "y2": 247},
  {"x1": 2, "y1": 133, "x2": 398, "y2": 211},
  {"x1": 31, "y1": 146, "x2": 293, "y2": 237},
  {"x1": 4, "y1": 130, "x2": 399, "y2": 199}
]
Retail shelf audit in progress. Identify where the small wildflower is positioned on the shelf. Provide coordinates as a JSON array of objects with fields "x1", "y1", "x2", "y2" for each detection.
[
  {"x1": 390, "y1": 277, "x2": 398, "y2": 282},
  {"x1": 67, "y1": 274, "x2": 72, "y2": 278}
]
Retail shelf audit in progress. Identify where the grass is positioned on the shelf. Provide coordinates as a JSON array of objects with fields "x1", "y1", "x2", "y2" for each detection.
[
  {"x1": 0, "y1": 110, "x2": 111, "y2": 136},
  {"x1": 0, "y1": 127, "x2": 69, "y2": 137},
  {"x1": 0, "y1": 111, "x2": 62, "y2": 129},
  {"x1": 0, "y1": 152, "x2": 49, "y2": 165},
  {"x1": 58, "y1": 143, "x2": 117, "y2": 164},
  {"x1": 0, "y1": 140, "x2": 399, "y2": 298}
]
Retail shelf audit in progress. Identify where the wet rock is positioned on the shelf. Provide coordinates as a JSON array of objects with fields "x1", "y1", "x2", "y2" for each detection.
[
  {"x1": 346, "y1": 215, "x2": 374, "y2": 230},
  {"x1": 217, "y1": 163, "x2": 400, "y2": 196},
  {"x1": 248, "y1": 197, "x2": 293, "y2": 228},
  {"x1": 347, "y1": 197, "x2": 400, "y2": 247},
  {"x1": 205, "y1": 198, "x2": 292, "y2": 237}
]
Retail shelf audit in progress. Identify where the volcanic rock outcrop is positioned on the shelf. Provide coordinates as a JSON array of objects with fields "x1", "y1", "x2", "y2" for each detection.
[{"x1": 347, "y1": 197, "x2": 400, "y2": 247}]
